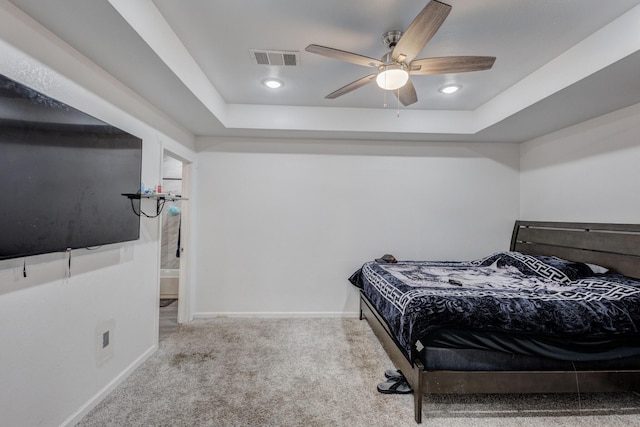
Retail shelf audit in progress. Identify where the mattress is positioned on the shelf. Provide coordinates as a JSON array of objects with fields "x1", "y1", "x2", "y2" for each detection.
[{"x1": 351, "y1": 251, "x2": 640, "y2": 364}]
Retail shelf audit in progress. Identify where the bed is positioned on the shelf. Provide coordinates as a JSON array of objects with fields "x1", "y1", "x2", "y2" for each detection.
[{"x1": 350, "y1": 221, "x2": 640, "y2": 423}]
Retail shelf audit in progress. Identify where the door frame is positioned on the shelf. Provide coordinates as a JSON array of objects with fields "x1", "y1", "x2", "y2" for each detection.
[
  {"x1": 161, "y1": 149, "x2": 194, "y2": 324},
  {"x1": 177, "y1": 161, "x2": 193, "y2": 323}
]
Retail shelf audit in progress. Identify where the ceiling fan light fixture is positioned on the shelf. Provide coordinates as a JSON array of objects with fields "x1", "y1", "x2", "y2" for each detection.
[
  {"x1": 439, "y1": 84, "x2": 461, "y2": 94},
  {"x1": 306, "y1": 1, "x2": 495, "y2": 106},
  {"x1": 376, "y1": 64, "x2": 409, "y2": 90},
  {"x1": 262, "y1": 78, "x2": 283, "y2": 89}
]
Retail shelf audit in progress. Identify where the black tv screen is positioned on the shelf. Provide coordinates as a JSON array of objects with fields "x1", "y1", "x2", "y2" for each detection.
[{"x1": 0, "y1": 74, "x2": 142, "y2": 261}]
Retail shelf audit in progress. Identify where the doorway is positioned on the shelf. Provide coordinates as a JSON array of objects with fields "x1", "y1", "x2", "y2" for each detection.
[{"x1": 159, "y1": 152, "x2": 190, "y2": 339}]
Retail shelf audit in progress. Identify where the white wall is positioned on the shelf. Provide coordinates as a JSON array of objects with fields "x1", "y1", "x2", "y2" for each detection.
[
  {"x1": 194, "y1": 138, "x2": 520, "y2": 316},
  {"x1": 0, "y1": 3, "x2": 196, "y2": 425},
  {"x1": 521, "y1": 102, "x2": 640, "y2": 222}
]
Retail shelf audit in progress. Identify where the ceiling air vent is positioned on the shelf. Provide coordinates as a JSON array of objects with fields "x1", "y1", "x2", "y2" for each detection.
[{"x1": 250, "y1": 50, "x2": 300, "y2": 66}]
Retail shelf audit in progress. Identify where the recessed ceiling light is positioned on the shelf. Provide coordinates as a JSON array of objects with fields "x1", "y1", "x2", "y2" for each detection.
[
  {"x1": 262, "y1": 78, "x2": 283, "y2": 89},
  {"x1": 439, "y1": 84, "x2": 461, "y2": 94}
]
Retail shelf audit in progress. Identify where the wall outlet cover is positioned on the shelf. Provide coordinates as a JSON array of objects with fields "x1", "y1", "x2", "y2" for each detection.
[{"x1": 95, "y1": 319, "x2": 116, "y2": 367}]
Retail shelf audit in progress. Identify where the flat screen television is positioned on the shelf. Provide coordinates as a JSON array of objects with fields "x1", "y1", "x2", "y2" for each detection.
[{"x1": 0, "y1": 73, "x2": 142, "y2": 261}]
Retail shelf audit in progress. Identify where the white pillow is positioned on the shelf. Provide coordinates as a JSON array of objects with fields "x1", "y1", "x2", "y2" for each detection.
[{"x1": 585, "y1": 263, "x2": 609, "y2": 274}]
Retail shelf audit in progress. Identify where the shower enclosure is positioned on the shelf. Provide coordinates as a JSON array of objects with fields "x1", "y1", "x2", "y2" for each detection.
[{"x1": 160, "y1": 155, "x2": 182, "y2": 299}]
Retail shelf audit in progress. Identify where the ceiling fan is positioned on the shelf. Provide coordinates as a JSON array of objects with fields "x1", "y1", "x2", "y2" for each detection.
[{"x1": 305, "y1": 0, "x2": 496, "y2": 106}]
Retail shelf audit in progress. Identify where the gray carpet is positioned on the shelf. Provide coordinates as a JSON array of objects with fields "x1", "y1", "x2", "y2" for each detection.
[{"x1": 78, "y1": 318, "x2": 640, "y2": 426}]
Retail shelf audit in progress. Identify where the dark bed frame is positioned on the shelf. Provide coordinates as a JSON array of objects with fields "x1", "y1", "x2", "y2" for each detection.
[{"x1": 359, "y1": 220, "x2": 640, "y2": 423}]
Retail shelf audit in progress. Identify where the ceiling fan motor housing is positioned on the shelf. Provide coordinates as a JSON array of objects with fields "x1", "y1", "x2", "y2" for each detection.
[
  {"x1": 382, "y1": 30, "x2": 403, "y2": 49},
  {"x1": 380, "y1": 51, "x2": 406, "y2": 66}
]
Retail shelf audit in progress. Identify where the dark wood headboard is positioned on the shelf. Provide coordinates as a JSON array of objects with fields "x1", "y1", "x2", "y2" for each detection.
[{"x1": 510, "y1": 221, "x2": 640, "y2": 279}]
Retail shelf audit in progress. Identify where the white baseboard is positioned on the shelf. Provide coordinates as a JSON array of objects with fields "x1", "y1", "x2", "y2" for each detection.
[
  {"x1": 193, "y1": 311, "x2": 360, "y2": 319},
  {"x1": 60, "y1": 344, "x2": 157, "y2": 427}
]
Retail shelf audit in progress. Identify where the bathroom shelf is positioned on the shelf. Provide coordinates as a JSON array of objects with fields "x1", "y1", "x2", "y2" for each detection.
[
  {"x1": 122, "y1": 193, "x2": 188, "y2": 217},
  {"x1": 123, "y1": 193, "x2": 187, "y2": 201}
]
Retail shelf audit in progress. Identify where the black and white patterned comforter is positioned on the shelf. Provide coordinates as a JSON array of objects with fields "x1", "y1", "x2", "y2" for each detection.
[{"x1": 353, "y1": 251, "x2": 640, "y2": 359}]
